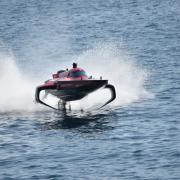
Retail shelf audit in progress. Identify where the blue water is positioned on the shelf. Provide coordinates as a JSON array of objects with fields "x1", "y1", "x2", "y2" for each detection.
[{"x1": 0, "y1": 0, "x2": 180, "y2": 179}]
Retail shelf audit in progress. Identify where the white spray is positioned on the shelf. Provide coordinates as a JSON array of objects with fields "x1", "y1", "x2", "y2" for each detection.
[
  {"x1": 0, "y1": 43, "x2": 152, "y2": 112},
  {"x1": 0, "y1": 53, "x2": 38, "y2": 111},
  {"x1": 70, "y1": 44, "x2": 152, "y2": 109}
]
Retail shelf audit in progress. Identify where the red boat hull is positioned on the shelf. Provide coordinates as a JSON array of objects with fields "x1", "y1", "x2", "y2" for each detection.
[{"x1": 48, "y1": 80, "x2": 108, "y2": 101}]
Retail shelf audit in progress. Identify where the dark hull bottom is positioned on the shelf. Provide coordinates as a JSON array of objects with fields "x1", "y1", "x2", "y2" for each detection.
[{"x1": 48, "y1": 89, "x2": 88, "y2": 101}]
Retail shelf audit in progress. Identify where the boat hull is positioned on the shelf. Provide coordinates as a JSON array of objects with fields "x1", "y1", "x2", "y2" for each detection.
[
  {"x1": 47, "y1": 80, "x2": 108, "y2": 101},
  {"x1": 35, "y1": 79, "x2": 116, "y2": 110}
]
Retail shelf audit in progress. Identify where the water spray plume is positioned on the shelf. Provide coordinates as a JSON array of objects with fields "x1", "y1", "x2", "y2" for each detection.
[
  {"x1": 0, "y1": 53, "x2": 38, "y2": 111},
  {"x1": 0, "y1": 43, "x2": 152, "y2": 112},
  {"x1": 71, "y1": 44, "x2": 152, "y2": 109}
]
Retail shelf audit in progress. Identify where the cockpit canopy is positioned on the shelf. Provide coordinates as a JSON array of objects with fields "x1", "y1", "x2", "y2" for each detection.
[
  {"x1": 69, "y1": 70, "x2": 87, "y2": 77},
  {"x1": 53, "y1": 65, "x2": 88, "y2": 79}
]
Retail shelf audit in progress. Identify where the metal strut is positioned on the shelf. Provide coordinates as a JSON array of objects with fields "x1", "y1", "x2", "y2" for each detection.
[
  {"x1": 100, "y1": 84, "x2": 116, "y2": 108},
  {"x1": 35, "y1": 85, "x2": 58, "y2": 110}
]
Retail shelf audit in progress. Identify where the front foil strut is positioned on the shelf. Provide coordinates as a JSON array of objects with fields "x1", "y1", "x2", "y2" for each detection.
[{"x1": 35, "y1": 85, "x2": 58, "y2": 110}]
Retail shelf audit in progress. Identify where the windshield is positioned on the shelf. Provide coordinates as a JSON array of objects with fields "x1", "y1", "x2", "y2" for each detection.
[{"x1": 69, "y1": 71, "x2": 87, "y2": 77}]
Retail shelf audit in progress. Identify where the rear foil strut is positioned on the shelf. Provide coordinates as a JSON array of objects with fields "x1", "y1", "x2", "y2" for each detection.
[{"x1": 100, "y1": 84, "x2": 116, "y2": 108}]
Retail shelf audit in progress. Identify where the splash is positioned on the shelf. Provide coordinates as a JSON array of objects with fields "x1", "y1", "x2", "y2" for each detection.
[
  {"x1": 70, "y1": 44, "x2": 152, "y2": 109},
  {"x1": 0, "y1": 43, "x2": 152, "y2": 112},
  {"x1": 0, "y1": 53, "x2": 38, "y2": 112}
]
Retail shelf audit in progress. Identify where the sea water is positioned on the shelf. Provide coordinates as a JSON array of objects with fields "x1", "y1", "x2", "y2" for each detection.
[{"x1": 0, "y1": 0, "x2": 180, "y2": 179}]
